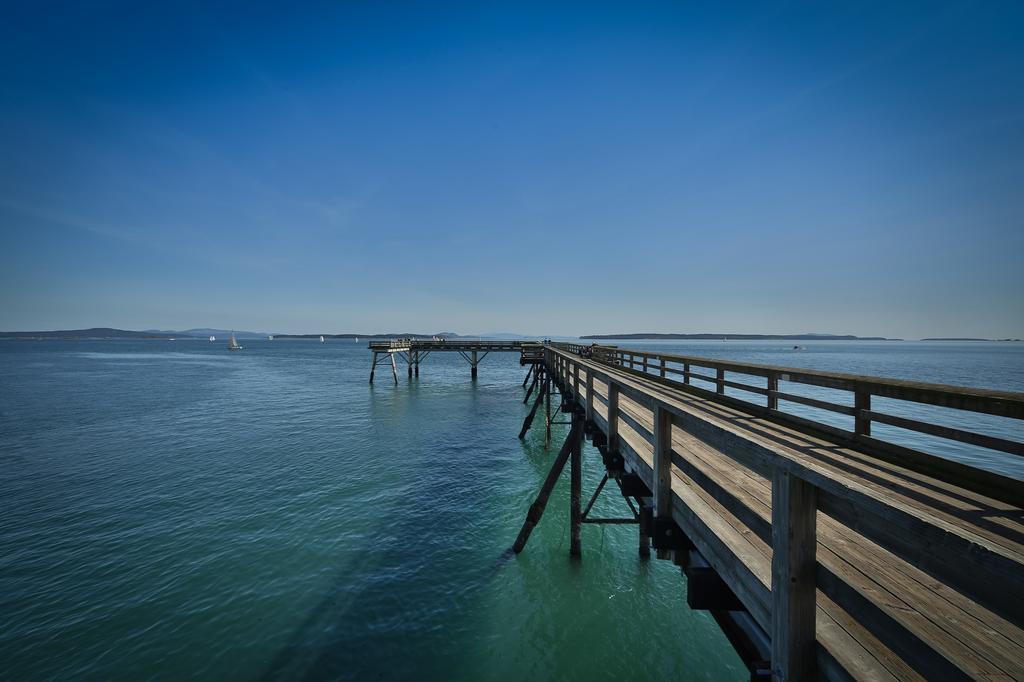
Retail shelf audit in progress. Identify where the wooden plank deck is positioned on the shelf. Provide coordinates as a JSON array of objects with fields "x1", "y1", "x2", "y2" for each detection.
[{"x1": 545, "y1": 345, "x2": 1024, "y2": 681}]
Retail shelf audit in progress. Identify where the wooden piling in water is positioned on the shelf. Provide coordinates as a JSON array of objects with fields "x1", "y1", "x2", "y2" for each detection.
[
  {"x1": 524, "y1": 367, "x2": 539, "y2": 404},
  {"x1": 518, "y1": 373, "x2": 549, "y2": 439},
  {"x1": 511, "y1": 418, "x2": 583, "y2": 554},
  {"x1": 638, "y1": 504, "x2": 651, "y2": 559},
  {"x1": 545, "y1": 377, "x2": 552, "y2": 442},
  {"x1": 570, "y1": 410, "x2": 582, "y2": 558}
]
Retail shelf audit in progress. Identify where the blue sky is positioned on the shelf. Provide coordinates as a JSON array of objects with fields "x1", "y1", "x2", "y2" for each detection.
[{"x1": 1, "y1": 1, "x2": 1022, "y2": 337}]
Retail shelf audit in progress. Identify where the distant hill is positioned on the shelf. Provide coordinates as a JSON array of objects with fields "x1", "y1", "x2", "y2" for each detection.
[
  {"x1": 146, "y1": 328, "x2": 270, "y2": 339},
  {"x1": 479, "y1": 332, "x2": 537, "y2": 339},
  {"x1": 581, "y1": 332, "x2": 898, "y2": 341},
  {"x1": 921, "y1": 337, "x2": 1023, "y2": 342},
  {"x1": 273, "y1": 332, "x2": 466, "y2": 340},
  {"x1": 0, "y1": 328, "x2": 188, "y2": 339}
]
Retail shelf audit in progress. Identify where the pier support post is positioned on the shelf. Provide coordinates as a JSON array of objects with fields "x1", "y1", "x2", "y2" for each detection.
[
  {"x1": 369, "y1": 351, "x2": 378, "y2": 384},
  {"x1": 524, "y1": 367, "x2": 539, "y2": 404},
  {"x1": 511, "y1": 416, "x2": 583, "y2": 554},
  {"x1": 414, "y1": 350, "x2": 419, "y2": 377},
  {"x1": 570, "y1": 409, "x2": 583, "y2": 558},
  {"x1": 408, "y1": 352, "x2": 413, "y2": 378},
  {"x1": 390, "y1": 353, "x2": 398, "y2": 385},
  {"x1": 638, "y1": 504, "x2": 652, "y2": 559},
  {"x1": 771, "y1": 471, "x2": 817, "y2": 682},
  {"x1": 522, "y1": 364, "x2": 534, "y2": 388},
  {"x1": 519, "y1": 374, "x2": 549, "y2": 439},
  {"x1": 471, "y1": 350, "x2": 478, "y2": 380},
  {"x1": 545, "y1": 374, "x2": 552, "y2": 442}
]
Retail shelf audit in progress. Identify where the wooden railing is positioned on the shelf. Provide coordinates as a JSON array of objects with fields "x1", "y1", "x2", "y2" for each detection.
[
  {"x1": 552, "y1": 342, "x2": 1024, "y2": 499},
  {"x1": 543, "y1": 345, "x2": 1023, "y2": 680}
]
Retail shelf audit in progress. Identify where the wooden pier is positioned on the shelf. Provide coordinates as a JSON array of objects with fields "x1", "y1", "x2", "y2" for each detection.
[
  {"x1": 368, "y1": 338, "x2": 527, "y2": 383},
  {"x1": 371, "y1": 340, "x2": 1024, "y2": 680}
]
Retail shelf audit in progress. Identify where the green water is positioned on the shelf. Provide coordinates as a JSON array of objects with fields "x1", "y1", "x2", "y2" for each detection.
[{"x1": 2, "y1": 339, "x2": 1021, "y2": 680}]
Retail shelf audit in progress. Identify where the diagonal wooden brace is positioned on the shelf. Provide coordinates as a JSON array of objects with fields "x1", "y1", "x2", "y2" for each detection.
[{"x1": 511, "y1": 417, "x2": 584, "y2": 554}]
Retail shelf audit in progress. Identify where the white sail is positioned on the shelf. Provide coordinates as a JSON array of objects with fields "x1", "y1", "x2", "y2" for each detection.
[
  {"x1": 209, "y1": 335, "x2": 215, "y2": 342},
  {"x1": 228, "y1": 333, "x2": 243, "y2": 350},
  {"x1": 320, "y1": 335, "x2": 325, "y2": 343}
]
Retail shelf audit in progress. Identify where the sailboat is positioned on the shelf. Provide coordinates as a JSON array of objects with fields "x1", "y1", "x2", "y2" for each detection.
[
  {"x1": 320, "y1": 335, "x2": 325, "y2": 343},
  {"x1": 355, "y1": 337, "x2": 359, "y2": 343},
  {"x1": 228, "y1": 333, "x2": 243, "y2": 351},
  {"x1": 268, "y1": 335, "x2": 274, "y2": 341},
  {"x1": 209, "y1": 335, "x2": 216, "y2": 342}
]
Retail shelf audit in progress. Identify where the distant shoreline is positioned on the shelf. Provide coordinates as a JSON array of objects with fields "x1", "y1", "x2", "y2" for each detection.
[
  {"x1": 1, "y1": 328, "x2": 1020, "y2": 342},
  {"x1": 581, "y1": 333, "x2": 901, "y2": 341}
]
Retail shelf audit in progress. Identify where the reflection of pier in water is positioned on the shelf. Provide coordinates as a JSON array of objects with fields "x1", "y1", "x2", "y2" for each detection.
[{"x1": 368, "y1": 339, "x2": 1024, "y2": 680}]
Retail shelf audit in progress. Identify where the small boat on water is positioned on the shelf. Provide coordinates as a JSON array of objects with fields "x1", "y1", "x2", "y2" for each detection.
[
  {"x1": 228, "y1": 333, "x2": 243, "y2": 351},
  {"x1": 209, "y1": 335, "x2": 216, "y2": 342},
  {"x1": 268, "y1": 335, "x2": 274, "y2": 341},
  {"x1": 320, "y1": 335, "x2": 325, "y2": 343}
]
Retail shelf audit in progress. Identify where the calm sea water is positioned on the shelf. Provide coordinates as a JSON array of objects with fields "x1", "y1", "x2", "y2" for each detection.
[{"x1": 1, "y1": 339, "x2": 1021, "y2": 681}]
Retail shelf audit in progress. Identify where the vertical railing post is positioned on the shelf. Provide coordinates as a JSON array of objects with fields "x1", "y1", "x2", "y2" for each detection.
[
  {"x1": 683, "y1": 362, "x2": 691, "y2": 385},
  {"x1": 771, "y1": 470, "x2": 817, "y2": 682},
  {"x1": 659, "y1": 358, "x2": 666, "y2": 378},
  {"x1": 585, "y1": 370, "x2": 594, "y2": 424},
  {"x1": 855, "y1": 387, "x2": 871, "y2": 437},
  {"x1": 607, "y1": 383, "x2": 619, "y2": 453},
  {"x1": 768, "y1": 372, "x2": 779, "y2": 411},
  {"x1": 643, "y1": 354, "x2": 649, "y2": 374},
  {"x1": 652, "y1": 403, "x2": 674, "y2": 560},
  {"x1": 573, "y1": 362, "x2": 581, "y2": 403},
  {"x1": 716, "y1": 367, "x2": 725, "y2": 395}
]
